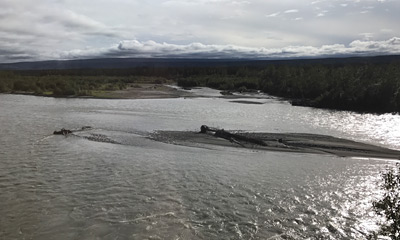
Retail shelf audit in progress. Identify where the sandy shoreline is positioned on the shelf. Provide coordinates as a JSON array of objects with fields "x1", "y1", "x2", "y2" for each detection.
[
  {"x1": 98, "y1": 84, "x2": 194, "y2": 99},
  {"x1": 6, "y1": 83, "x2": 277, "y2": 101},
  {"x1": 151, "y1": 130, "x2": 400, "y2": 160},
  {"x1": 5, "y1": 84, "x2": 194, "y2": 99},
  {"x1": 101, "y1": 84, "x2": 271, "y2": 100}
]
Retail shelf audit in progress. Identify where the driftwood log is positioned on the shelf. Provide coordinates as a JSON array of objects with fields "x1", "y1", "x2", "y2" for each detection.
[
  {"x1": 53, "y1": 128, "x2": 72, "y2": 135},
  {"x1": 53, "y1": 126, "x2": 92, "y2": 135},
  {"x1": 200, "y1": 125, "x2": 271, "y2": 147}
]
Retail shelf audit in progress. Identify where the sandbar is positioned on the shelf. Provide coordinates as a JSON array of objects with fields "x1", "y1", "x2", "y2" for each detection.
[{"x1": 150, "y1": 130, "x2": 400, "y2": 160}]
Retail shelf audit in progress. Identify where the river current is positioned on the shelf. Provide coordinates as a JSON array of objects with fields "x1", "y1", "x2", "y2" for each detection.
[{"x1": 1, "y1": 92, "x2": 399, "y2": 239}]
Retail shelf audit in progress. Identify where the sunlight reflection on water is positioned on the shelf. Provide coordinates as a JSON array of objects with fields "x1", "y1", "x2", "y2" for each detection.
[
  {"x1": 305, "y1": 110, "x2": 400, "y2": 150},
  {"x1": 0, "y1": 94, "x2": 399, "y2": 239}
]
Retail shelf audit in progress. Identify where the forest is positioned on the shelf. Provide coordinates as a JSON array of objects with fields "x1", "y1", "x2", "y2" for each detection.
[
  {"x1": 177, "y1": 61, "x2": 400, "y2": 113},
  {"x1": 0, "y1": 57, "x2": 400, "y2": 113}
]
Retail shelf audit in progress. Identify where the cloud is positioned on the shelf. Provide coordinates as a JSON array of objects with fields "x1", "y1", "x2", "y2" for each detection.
[
  {"x1": 360, "y1": 32, "x2": 374, "y2": 40},
  {"x1": 231, "y1": 1, "x2": 250, "y2": 6},
  {"x1": 0, "y1": 0, "x2": 399, "y2": 63},
  {"x1": 316, "y1": 10, "x2": 329, "y2": 17},
  {"x1": 266, "y1": 12, "x2": 280, "y2": 17},
  {"x1": 2, "y1": 37, "x2": 400, "y2": 62},
  {"x1": 0, "y1": 0, "x2": 121, "y2": 52},
  {"x1": 53, "y1": 37, "x2": 400, "y2": 61},
  {"x1": 284, "y1": 9, "x2": 299, "y2": 14},
  {"x1": 311, "y1": 0, "x2": 326, "y2": 5},
  {"x1": 349, "y1": 37, "x2": 400, "y2": 53}
]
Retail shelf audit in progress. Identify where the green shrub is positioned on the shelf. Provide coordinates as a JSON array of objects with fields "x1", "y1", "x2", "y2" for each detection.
[
  {"x1": 53, "y1": 86, "x2": 76, "y2": 96},
  {"x1": 0, "y1": 81, "x2": 8, "y2": 92},
  {"x1": 370, "y1": 164, "x2": 400, "y2": 239}
]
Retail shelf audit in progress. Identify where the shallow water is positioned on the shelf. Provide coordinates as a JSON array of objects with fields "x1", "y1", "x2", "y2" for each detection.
[{"x1": 0, "y1": 93, "x2": 399, "y2": 239}]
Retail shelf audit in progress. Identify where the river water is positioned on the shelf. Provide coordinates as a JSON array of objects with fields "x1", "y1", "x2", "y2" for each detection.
[{"x1": 1, "y1": 92, "x2": 399, "y2": 239}]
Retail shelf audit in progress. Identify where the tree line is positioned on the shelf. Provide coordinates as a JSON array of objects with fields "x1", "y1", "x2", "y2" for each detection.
[
  {"x1": 1, "y1": 58, "x2": 399, "y2": 113},
  {"x1": 0, "y1": 70, "x2": 168, "y2": 97},
  {"x1": 177, "y1": 61, "x2": 400, "y2": 113}
]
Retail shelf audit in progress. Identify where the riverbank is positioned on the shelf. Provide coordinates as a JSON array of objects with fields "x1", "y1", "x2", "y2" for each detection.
[
  {"x1": 89, "y1": 84, "x2": 194, "y2": 99},
  {"x1": 5, "y1": 84, "x2": 276, "y2": 100},
  {"x1": 5, "y1": 83, "x2": 193, "y2": 99},
  {"x1": 2, "y1": 56, "x2": 400, "y2": 113},
  {"x1": 151, "y1": 130, "x2": 400, "y2": 160}
]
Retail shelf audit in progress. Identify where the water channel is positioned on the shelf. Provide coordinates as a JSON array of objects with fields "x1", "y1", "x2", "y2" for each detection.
[{"x1": 1, "y1": 91, "x2": 399, "y2": 239}]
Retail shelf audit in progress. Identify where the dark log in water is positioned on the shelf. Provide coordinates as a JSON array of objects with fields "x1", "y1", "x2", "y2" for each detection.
[
  {"x1": 200, "y1": 125, "x2": 275, "y2": 147},
  {"x1": 53, "y1": 128, "x2": 72, "y2": 135},
  {"x1": 53, "y1": 126, "x2": 93, "y2": 135}
]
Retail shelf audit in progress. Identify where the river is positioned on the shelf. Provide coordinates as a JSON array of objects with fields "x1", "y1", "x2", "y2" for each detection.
[{"x1": 0, "y1": 92, "x2": 399, "y2": 239}]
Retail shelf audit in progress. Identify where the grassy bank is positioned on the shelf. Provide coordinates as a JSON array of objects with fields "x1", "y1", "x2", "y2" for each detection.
[{"x1": 0, "y1": 70, "x2": 170, "y2": 97}]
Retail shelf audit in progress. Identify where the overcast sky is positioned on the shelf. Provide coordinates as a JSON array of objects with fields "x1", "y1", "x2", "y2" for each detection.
[{"x1": 0, "y1": 0, "x2": 399, "y2": 62}]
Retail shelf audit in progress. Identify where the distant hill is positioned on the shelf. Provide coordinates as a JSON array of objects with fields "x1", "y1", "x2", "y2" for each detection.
[
  {"x1": 1, "y1": 55, "x2": 400, "y2": 70},
  {"x1": 0, "y1": 58, "x2": 249, "y2": 70}
]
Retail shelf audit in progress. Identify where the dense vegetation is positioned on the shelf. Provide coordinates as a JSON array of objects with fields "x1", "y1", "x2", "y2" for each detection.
[
  {"x1": 370, "y1": 164, "x2": 400, "y2": 239},
  {"x1": 177, "y1": 62, "x2": 400, "y2": 113},
  {"x1": 0, "y1": 69, "x2": 169, "y2": 97},
  {"x1": 1, "y1": 56, "x2": 400, "y2": 113}
]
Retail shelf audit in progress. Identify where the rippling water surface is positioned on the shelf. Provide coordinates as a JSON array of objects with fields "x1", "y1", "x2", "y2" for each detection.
[{"x1": 1, "y1": 93, "x2": 399, "y2": 239}]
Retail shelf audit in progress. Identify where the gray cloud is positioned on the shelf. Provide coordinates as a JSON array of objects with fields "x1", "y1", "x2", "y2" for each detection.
[
  {"x1": 0, "y1": 0, "x2": 399, "y2": 62},
  {"x1": 54, "y1": 37, "x2": 400, "y2": 60},
  {"x1": 0, "y1": 0, "x2": 122, "y2": 60}
]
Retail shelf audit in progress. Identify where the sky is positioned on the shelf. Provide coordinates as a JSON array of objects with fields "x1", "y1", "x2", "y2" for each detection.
[{"x1": 0, "y1": 0, "x2": 399, "y2": 63}]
